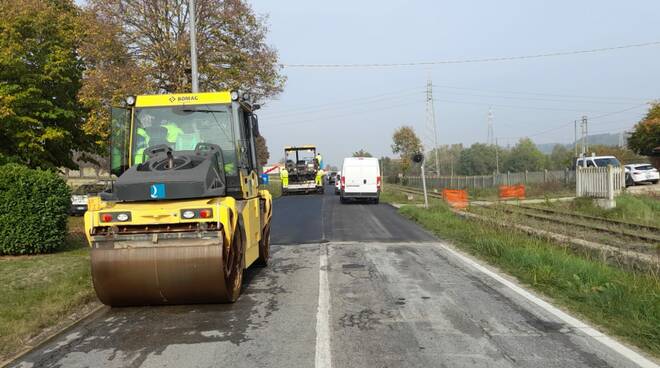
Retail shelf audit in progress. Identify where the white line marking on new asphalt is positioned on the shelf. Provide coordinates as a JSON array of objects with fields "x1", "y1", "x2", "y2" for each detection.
[
  {"x1": 315, "y1": 243, "x2": 332, "y2": 368},
  {"x1": 436, "y1": 241, "x2": 659, "y2": 368}
]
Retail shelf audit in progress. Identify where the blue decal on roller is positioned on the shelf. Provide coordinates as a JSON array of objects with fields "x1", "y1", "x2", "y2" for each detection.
[{"x1": 150, "y1": 183, "x2": 166, "y2": 199}]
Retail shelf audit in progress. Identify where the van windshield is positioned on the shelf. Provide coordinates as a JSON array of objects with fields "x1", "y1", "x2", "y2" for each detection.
[{"x1": 594, "y1": 158, "x2": 621, "y2": 167}]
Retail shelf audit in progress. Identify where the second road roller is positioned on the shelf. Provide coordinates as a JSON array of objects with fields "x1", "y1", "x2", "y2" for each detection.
[{"x1": 83, "y1": 90, "x2": 272, "y2": 306}]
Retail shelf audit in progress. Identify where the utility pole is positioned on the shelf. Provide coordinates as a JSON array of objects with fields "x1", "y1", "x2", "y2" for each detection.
[
  {"x1": 580, "y1": 115, "x2": 588, "y2": 155},
  {"x1": 574, "y1": 120, "x2": 578, "y2": 157},
  {"x1": 495, "y1": 138, "x2": 500, "y2": 174},
  {"x1": 189, "y1": 0, "x2": 199, "y2": 93},
  {"x1": 426, "y1": 77, "x2": 440, "y2": 175},
  {"x1": 487, "y1": 107, "x2": 494, "y2": 145}
]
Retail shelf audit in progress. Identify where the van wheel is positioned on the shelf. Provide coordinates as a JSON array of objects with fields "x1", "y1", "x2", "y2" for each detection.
[{"x1": 373, "y1": 198, "x2": 379, "y2": 204}]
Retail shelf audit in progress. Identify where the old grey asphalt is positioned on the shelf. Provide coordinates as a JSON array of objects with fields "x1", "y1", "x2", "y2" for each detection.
[{"x1": 10, "y1": 187, "x2": 646, "y2": 367}]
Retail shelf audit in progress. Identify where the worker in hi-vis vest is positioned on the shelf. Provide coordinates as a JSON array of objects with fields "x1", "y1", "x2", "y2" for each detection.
[
  {"x1": 315, "y1": 168, "x2": 324, "y2": 186},
  {"x1": 280, "y1": 166, "x2": 289, "y2": 188},
  {"x1": 315, "y1": 152, "x2": 323, "y2": 169}
]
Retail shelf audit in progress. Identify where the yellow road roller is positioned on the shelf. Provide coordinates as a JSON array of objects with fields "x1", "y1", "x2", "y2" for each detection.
[{"x1": 83, "y1": 91, "x2": 272, "y2": 306}]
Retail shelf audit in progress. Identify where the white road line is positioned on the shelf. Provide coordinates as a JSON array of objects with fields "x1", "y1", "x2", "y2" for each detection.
[
  {"x1": 435, "y1": 241, "x2": 659, "y2": 368},
  {"x1": 315, "y1": 243, "x2": 332, "y2": 368}
]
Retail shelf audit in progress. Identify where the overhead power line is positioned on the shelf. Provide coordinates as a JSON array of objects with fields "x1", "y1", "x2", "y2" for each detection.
[
  {"x1": 496, "y1": 103, "x2": 646, "y2": 141},
  {"x1": 432, "y1": 84, "x2": 649, "y2": 103},
  {"x1": 281, "y1": 40, "x2": 660, "y2": 68}
]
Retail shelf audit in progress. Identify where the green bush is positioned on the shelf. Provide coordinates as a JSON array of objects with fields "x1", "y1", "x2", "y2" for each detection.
[{"x1": 0, "y1": 164, "x2": 71, "y2": 255}]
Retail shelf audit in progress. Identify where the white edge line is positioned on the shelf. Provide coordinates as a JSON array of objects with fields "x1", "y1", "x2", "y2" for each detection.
[
  {"x1": 315, "y1": 244, "x2": 332, "y2": 368},
  {"x1": 435, "y1": 241, "x2": 659, "y2": 368}
]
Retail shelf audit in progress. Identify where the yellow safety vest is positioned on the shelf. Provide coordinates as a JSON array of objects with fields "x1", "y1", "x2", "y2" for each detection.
[
  {"x1": 163, "y1": 123, "x2": 184, "y2": 143},
  {"x1": 280, "y1": 169, "x2": 288, "y2": 178}
]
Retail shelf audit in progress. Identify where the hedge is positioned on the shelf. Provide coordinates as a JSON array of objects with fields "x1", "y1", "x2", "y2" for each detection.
[{"x1": 0, "y1": 164, "x2": 71, "y2": 255}]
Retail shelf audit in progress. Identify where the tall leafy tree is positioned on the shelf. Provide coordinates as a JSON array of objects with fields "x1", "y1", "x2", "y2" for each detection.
[
  {"x1": 627, "y1": 102, "x2": 660, "y2": 157},
  {"x1": 352, "y1": 149, "x2": 372, "y2": 157},
  {"x1": 86, "y1": 0, "x2": 285, "y2": 96},
  {"x1": 391, "y1": 126, "x2": 422, "y2": 173},
  {"x1": 457, "y1": 143, "x2": 502, "y2": 175},
  {"x1": 255, "y1": 135, "x2": 270, "y2": 167},
  {"x1": 547, "y1": 144, "x2": 573, "y2": 170},
  {"x1": 80, "y1": 0, "x2": 285, "y2": 153},
  {"x1": 503, "y1": 138, "x2": 545, "y2": 172},
  {"x1": 0, "y1": 0, "x2": 91, "y2": 169}
]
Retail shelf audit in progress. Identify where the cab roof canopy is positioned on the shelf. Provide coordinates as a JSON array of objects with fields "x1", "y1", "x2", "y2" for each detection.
[
  {"x1": 133, "y1": 91, "x2": 256, "y2": 111},
  {"x1": 285, "y1": 145, "x2": 316, "y2": 150}
]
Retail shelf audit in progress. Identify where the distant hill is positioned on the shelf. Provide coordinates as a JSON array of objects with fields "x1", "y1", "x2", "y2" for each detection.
[{"x1": 536, "y1": 133, "x2": 625, "y2": 154}]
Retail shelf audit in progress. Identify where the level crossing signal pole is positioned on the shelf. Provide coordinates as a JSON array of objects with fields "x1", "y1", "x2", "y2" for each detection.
[{"x1": 413, "y1": 153, "x2": 428, "y2": 208}]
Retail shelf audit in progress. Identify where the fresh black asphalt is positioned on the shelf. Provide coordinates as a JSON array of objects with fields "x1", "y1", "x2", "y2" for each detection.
[{"x1": 10, "y1": 186, "x2": 642, "y2": 368}]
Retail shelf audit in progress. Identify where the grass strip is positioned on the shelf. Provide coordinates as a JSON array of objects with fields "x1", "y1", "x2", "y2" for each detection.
[
  {"x1": 544, "y1": 194, "x2": 660, "y2": 228},
  {"x1": 399, "y1": 204, "x2": 660, "y2": 357},
  {"x1": 0, "y1": 218, "x2": 95, "y2": 362}
]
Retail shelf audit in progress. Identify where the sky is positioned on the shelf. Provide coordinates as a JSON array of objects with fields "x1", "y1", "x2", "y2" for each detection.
[{"x1": 249, "y1": 0, "x2": 660, "y2": 168}]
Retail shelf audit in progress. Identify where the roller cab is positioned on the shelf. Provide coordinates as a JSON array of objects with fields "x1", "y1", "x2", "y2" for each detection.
[{"x1": 84, "y1": 91, "x2": 272, "y2": 306}]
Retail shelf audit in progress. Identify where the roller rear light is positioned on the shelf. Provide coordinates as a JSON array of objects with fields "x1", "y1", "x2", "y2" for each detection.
[
  {"x1": 377, "y1": 176, "x2": 381, "y2": 189},
  {"x1": 180, "y1": 209, "x2": 213, "y2": 219},
  {"x1": 100, "y1": 212, "x2": 131, "y2": 223},
  {"x1": 341, "y1": 176, "x2": 345, "y2": 190}
]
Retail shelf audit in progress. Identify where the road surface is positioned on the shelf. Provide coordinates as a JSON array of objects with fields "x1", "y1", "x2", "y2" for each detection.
[{"x1": 11, "y1": 188, "x2": 648, "y2": 368}]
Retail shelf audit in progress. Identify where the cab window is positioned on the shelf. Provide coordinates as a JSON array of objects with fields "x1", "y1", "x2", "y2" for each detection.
[
  {"x1": 110, "y1": 107, "x2": 130, "y2": 176},
  {"x1": 131, "y1": 105, "x2": 238, "y2": 176}
]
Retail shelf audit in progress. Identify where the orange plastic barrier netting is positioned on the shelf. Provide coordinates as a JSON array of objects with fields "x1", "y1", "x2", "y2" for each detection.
[
  {"x1": 499, "y1": 184, "x2": 526, "y2": 200},
  {"x1": 442, "y1": 189, "x2": 468, "y2": 209}
]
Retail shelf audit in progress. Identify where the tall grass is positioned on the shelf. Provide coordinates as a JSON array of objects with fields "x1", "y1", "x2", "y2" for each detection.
[
  {"x1": 400, "y1": 204, "x2": 660, "y2": 357},
  {"x1": 549, "y1": 194, "x2": 660, "y2": 227}
]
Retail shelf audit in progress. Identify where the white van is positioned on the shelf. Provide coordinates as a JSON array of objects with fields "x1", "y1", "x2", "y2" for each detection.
[
  {"x1": 340, "y1": 157, "x2": 381, "y2": 204},
  {"x1": 575, "y1": 155, "x2": 621, "y2": 168}
]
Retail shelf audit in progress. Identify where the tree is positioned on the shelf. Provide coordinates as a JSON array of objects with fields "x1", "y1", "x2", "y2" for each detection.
[
  {"x1": 77, "y1": 8, "x2": 149, "y2": 149},
  {"x1": 352, "y1": 149, "x2": 372, "y2": 157},
  {"x1": 391, "y1": 126, "x2": 422, "y2": 173},
  {"x1": 628, "y1": 102, "x2": 660, "y2": 156},
  {"x1": 426, "y1": 144, "x2": 463, "y2": 175},
  {"x1": 0, "y1": 0, "x2": 92, "y2": 169},
  {"x1": 547, "y1": 144, "x2": 573, "y2": 170},
  {"x1": 255, "y1": 135, "x2": 269, "y2": 167},
  {"x1": 503, "y1": 138, "x2": 545, "y2": 172},
  {"x1": 86, "y1": 0, "x2": 285, "y2": 96},
  {"x1": 589, "y1": 145, "x2": 645, "y2": 165},
  {"x1": 457, "y1": 143, "x2": 502, "y2": 175}
]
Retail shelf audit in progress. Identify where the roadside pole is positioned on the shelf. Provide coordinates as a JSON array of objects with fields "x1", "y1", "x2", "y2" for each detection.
[
  {"x1": 189, "y1": 0, "x2": 199, "y2": 93},
  {"x1": 420, "y1": 164, "x2": 429, "y2": 208},
  {"x1": 413, "y1": 153, "x2": 428, "y2": 208}
]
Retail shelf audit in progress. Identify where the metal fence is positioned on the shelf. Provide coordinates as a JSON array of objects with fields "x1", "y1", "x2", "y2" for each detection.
[{"x1": 391, "y1": 169, "x2": 575, "y2": 190}]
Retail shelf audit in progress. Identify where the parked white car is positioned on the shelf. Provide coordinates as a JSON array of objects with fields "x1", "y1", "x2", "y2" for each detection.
[
  {"x1": 334, "y1": 171, "x2": 341, "y2": 195},
  {"x1": 340, "y1": 157, "x2": 381, "y2": 204},
  {"x1": 624, "y1": 164, "x2": 659, "y2": 186}
]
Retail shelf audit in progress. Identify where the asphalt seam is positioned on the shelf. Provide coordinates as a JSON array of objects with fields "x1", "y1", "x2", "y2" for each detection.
[{"x1": 315, "y1": 243, "x2": 332, "y2": 368}]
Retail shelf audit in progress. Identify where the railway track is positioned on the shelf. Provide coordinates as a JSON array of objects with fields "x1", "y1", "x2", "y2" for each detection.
[
  {"x1": 517, "y1": 204, "x2": 660, "y2": 233},
  {"x1": 390, "y1": 185, "x2": 659, "y2": 245},
  {"x1": 491, "y1": 205, "x2": 660, "y2": 244}
]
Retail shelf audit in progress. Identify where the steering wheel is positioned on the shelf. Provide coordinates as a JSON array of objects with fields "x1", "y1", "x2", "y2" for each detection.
[{"x1": 148, "y1": 155, "x2": 192, "y2": 171}]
